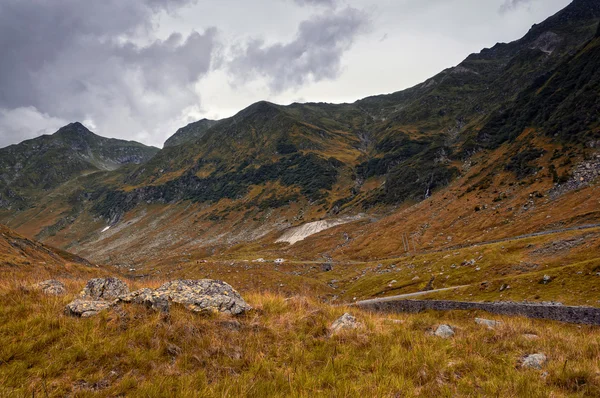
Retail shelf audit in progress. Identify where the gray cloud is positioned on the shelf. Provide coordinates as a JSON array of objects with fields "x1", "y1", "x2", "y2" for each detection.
[
  {"x1": 228, "y1": 7, "x2": 370, "y2": 93},
  {"x1": 0, "y1": 0, "x2": 215, "y2": 148},
  {"x1": 500, "y1": 0, "x2": 536, "y2": 13},
  {"x1": 292, "y1": 0, "x2": 337, "y2": 7}
]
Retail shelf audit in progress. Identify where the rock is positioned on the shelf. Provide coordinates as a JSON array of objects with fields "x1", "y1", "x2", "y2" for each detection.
[
  {"x1": 475, "y1": 318, "x2": 502, "y2": 329},
  {"x1": 33, "y1": 280, "x2": 66, "y2": 295},
  {"x1": 119, "y1": 288, "x2": 170, "y2": 313},
  {"x1": 321, "y1": 263, "x2": 333, "y2": 272},
  {"x1": 330, "y1": 313, "x2": 361, "y2": 335},
  {"x1": 522, "y1": 334, "x2": 540, "y2": 340},
  {"x1": 521, "y1": 353, "x2": 547, "y2": 370},
  {"x1": 499, "y1": 284, "x2": 510, "y2": 292},
  {"x1": 154, "y1": 280, "x2": 250, "y2": 315},
  {"x1": 65, "y1": 299, "x2": 115, "y2": 318},
  {"x1": 540, "y1": 275, "x2": 553, "y2": 285},
  {"x1": 434, "y1": 324, "x2": 455, "y2": 338},
  {"x1": 80, "y1": 278, "x2": 129, "y2": 300}
]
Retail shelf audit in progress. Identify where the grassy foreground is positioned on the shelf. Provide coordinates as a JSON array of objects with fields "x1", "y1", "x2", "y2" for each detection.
[{"x1": 0, "y1": 278, "x2": 599, "y2": 397}]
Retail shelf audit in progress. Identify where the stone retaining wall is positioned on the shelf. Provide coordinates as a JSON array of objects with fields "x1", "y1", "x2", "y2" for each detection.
[{"x1": 357, "y1": 299, "x2": 600, "y2": 325}]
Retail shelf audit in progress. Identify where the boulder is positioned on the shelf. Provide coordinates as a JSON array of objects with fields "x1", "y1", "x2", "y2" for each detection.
[
  {"x1": 118, "y1": 288, "x2": 170, "y2": 313},
  {"x1": 33, "y1": 280, "x2": 66, "y2": 295},
  {"x1": 330, "y1": 313, "x2": 361, "y2": 335},
  {"x1": 475, "y1": 318, "x2": 502, "y2": 329},
  {"x1": 80, "y1": 278, "x2": 129, "y2": 300},
  {"x1": 521, "y1": 353, "x2": 547, "y2": 370},
  {"x1": 65, "y1": 299, "x2": 115, "y2": 318},
  {"x1": 434, "y1": 324, "x2": 455, "y2": 338},
  {"x1": 153, "y1": 280, "x2": 250, "y2": 315}
]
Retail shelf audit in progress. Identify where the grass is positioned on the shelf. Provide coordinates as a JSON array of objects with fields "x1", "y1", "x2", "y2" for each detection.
[{"x1": 1, "y1": 276, "x2": 599, "y2": 397}]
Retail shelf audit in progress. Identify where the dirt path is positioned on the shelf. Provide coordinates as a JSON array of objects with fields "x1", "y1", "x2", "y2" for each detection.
[{"x1": 355, "y1": 285, "x2": 470, "y2": 305}]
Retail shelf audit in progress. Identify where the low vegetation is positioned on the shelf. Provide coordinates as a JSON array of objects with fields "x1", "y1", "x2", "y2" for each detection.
[{"x1": 1, "y1": 276, "x2": 599, "y2": 397}]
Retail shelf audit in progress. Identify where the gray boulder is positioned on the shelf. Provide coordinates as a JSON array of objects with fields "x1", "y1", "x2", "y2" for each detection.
[
  {"x1": 330, "y1": 313, "x2": 361, "y2": 335},
  {"x1": 65, "y1": 299, "x2": 115, "y2": 318},
  {"x1": 153, "y1": 280, "x2": 250, "y2": 315},
  {"x1": 80, "y1": 278, "x2": 129, "y2": 300},
  {"x1": 521, "y1": 353, "x2": 547, "y2": 369},
  {"x1": 434, "y1": 324, "x2": 455, "y2": 338},
  {"x1": 475, "y1": 318, "x2": 502, "y2": 329},
  {"x1": 33, "y1": 280, "x2": 66, "y2": 295},
  {"x1": 118, "y1": 288, "x2": 169, "y2": 313}
]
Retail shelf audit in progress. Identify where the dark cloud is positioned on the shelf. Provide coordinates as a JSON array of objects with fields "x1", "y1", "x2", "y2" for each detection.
[
  {"x1": 0, "y1": 0, "x2": 215, "y2": 147},
  {"x1": 228, "y1": 7, "x2": 370, "y2": 93},
  {"x1": 499, "y1": 0, "x2": 536, "y2": 13}
]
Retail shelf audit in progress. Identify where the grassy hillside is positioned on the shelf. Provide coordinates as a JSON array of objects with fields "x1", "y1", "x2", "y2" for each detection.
[{"x1": 1, "y1": 278, "x2": 598, "y2": 397}]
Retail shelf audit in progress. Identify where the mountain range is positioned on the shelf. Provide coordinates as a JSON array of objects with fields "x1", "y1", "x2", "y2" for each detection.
[{"x1": 0, "y1": 0, "x2": 599, "y2": 270}]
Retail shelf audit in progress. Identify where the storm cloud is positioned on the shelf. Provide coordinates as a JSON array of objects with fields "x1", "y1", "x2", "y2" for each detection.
[
  {"x1": 0, "y1": 0, "x2": 215, "y2": 147},
  {"x1": 228, "y1": 7, "x2": 370, "y2": 93}
]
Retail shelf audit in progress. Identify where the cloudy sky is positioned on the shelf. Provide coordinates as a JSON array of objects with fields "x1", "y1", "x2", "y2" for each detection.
[{"x1": 0, "y1": 0, "x2": 572, "y2": 148}]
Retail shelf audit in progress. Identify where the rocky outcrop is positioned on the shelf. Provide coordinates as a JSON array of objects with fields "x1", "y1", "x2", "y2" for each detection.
[
  {"x1": 65, "y1": 278, "x2": 249, "y2": 317},
  {"x1": 65, "y1": 299, "x2": 115, "y2": 318},
  {"x1": 475, "y1": 318, "x2": 502, "y2": 329},
  {"x1": 33, "y1": 280, "x2": 66, "y2": 295},
  {"x1": 80, "y1": 278, "x2": 129, "y2": 300},
  {"x1": 153, "y1": 280, "x2": 250, "y2": 315}
]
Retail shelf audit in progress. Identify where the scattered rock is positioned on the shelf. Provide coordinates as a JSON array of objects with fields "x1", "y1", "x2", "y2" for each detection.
[
  {"x1": 475, "y1": 318, "x2": 502, "y2": 329},
  {"x1": 80, "y1": 278, "x2": 130, "y2": 300},
  {"x1": 521, "y1": 353, "x2": 547, "y2": 370},
  {"x1": 434, "y1": 324, "x2": 455, "y2": 338},
  {"x1": 154, "y1": 280, "x2": 251, "y2": 315},
  {"x1": 65, "y1": 299, "x2": 115, "y2": 318},
  {"x1": 522, "y1": 334, "x2": 540, "y2": 340},
  {"x1": 33, "y1": 280, "x2": 66, "y2": 295},
  {"x1": 499, "y1": 284, "x2": 510, "y2": 292},
  {"x1": 540, "y1": 275, "x2": 553, "y2": 285},
  {"x1": 330, "y1": 313, "x2": 361, "y2": 335}
]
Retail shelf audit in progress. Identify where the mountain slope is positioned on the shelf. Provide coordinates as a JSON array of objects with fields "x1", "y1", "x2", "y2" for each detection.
[
  {"x1": 0, "y1": 1, "x2": 599, "y2": 267},
  {"x1": 163, "y1": 118, "x2": 219, "y2": 148}
]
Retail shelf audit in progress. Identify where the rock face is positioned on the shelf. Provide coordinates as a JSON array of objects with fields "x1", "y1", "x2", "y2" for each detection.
[
  {"x1": 153, "y1": 280, "x2": 250, "y2": 315},
  {"x1": 33, "y1": 280, "x2": 66, "y2": 295},
  {"x1": 434, "y1": 324, "x2": 455, "y2": 338},
  {"x1": 65, "y1": 299, "x2": 115, "y2": 318},
  {"x1": 521, "y1": 353, "x2": 548, "y2": 369},
  {"x1": 330, "y1": 313, "x2": 361, "y2": 335},
  {"x1": 80, "y1": 278, "x2": 130, "y2": 300}
]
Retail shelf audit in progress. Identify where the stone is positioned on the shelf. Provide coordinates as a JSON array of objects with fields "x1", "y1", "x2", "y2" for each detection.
[
  {"x1": 475, "y1": 318, "x2": 502, "y2": 329},
  {"x1": 65, "y1": 299, "x2": 115, "y2": 318},
  {"x1": 330, "y1": 313, "x2": 361, "y2": 335},
  {"x1": 154, "y1": 279, "x2": 251, "y2": 315},
  {"x1": 540, "y1": 275, "x2": 553, "y2": 285},
  {"x1": 118, "y1": 288, "x2": 170, "y2": 313},
  {"x1": 521, "y1": 353, "x2": 547, "y2": 370},
  {"x1": 33, "y1": 280, "x2": 66, "y2": 295},
  {"x1": 434, "y1": 324, "x2": 455, "y2": 338},
  {"x1": 80, "y1": 278, "x2": 129, "y2": 300},
  {"x1": 523, "y1": 334, "x2": 540, "y2": 340}
]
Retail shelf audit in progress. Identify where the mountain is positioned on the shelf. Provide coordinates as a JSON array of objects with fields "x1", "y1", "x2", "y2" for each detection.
[
  {"x1": 0, "y1": 122, "x2": 159, "y2": 209},
  {"x1": 163, "y1": 118, "x2": 219, "y2": 148},
  {"x1": 0, "y1": 0, "x2": 599, "y2": 267}
]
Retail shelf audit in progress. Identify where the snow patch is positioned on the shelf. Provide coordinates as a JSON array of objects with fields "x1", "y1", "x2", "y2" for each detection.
[
  {"x1": 276, "y1": 217, "x2": 360, "y2": 245},
  {"x1": 101, "y1": 226, "x2": 111, "y2": 233}
]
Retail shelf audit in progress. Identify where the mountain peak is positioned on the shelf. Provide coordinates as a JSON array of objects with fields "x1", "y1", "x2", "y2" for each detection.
[{"x1": 53, "y1": 122, "x2": 95, "y2": 140}]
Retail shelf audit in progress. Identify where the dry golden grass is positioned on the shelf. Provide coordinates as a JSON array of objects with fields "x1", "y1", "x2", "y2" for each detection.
[{"x1": 1, "y1": 276, "x2": 599, "y2": 397}]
